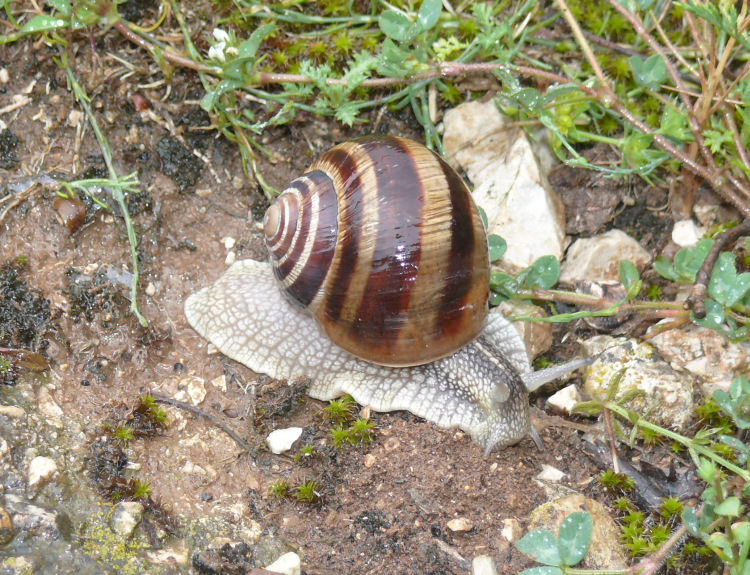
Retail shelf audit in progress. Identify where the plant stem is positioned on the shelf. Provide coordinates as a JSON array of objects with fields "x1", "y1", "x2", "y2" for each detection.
[{"x1": 62, "y1": 58, "x2": 148, "y2": 327}]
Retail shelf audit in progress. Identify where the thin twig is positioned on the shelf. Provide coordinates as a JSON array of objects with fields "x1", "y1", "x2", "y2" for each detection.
[{"x1": 151, "y1": 392, "x2": 257, "y2": 458}]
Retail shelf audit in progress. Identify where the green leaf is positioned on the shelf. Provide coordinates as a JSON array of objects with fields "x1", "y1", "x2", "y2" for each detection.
[
  {"x1": 558, "y1": 512, "x2": 592, "y2": 566},
  {"x1": 658, "y1": 105, "x2": 693, "y2": 142},
  {"x1": 478, "y1": 206, "x2": 489, "y2": 230},
  {"x1": 377, "y1": 39, "x2": 417, "y2": 78},
  {"x1": 415, "y1": 0, "x2": 442, "y2": 32},
  {"x1": 708, "y1": 251, "x2": 750, "y2": 306},
  {"x1": 200, "y1": 90, "x2": 218, "y2": 112},
  {"x1": 379, "y1": 10, "x2": 412, "y2": 42},
  {"x1": 488, "y1": 235, "x2": 507, "y2": 262},
  {"x1": 512, "y1": 88, "x2": 542, "y2": 112},
  {"x1": 490, "y1": 272, "x2": 519, "y2": 299},
  {"x1": 515, "y1": 529, "x2": 562, "y2": 566},
  {"x1": 629, "y1": 54, "x2": 667, "y2": 90},
  {"x1": 239, "y1": 23, "x2": 275, "y2": 59},
  {"x1": 20, "y1": 14, "x2": 68, "y2": 32},
  {"x1": 524, "y1": 256, "x2": 560, "y2": 289},
  {"x1": 48, "y1": 0, "x2": 71, "y2": 15},
  {"x1": 715, "y1": 497, "x2": 742, "y2": 517},
  {"x1": 619, "y1": 260, "x2": 640, "y2": 292},
  {"x1": 518, "y1": 568, "x2": 564, "y2": 575},
  {"x1": 652, "y1": 257, "x2": 681, "y2": 282},
  {"x1": 334, "y1": 101, "x2": 359, "y2": 126},
  {"x1": 681, "y1": 507, "x2": 700, "y2": 537},
  {"x1": 571, "y1": 401, "x2": 604, "y2": 415},
  {"x1": 692, "y1": 298, "x2": 725, "y2": 329}
]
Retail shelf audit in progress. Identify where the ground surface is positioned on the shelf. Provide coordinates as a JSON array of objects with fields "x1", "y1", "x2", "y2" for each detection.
[{"x1": 0, "y1": 19, "x2": 714, "y2": 575}]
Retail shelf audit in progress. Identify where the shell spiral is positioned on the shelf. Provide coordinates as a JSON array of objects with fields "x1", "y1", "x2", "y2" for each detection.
[{"x1": 262, "y1": 135, "x2": 489, "y2": 367}]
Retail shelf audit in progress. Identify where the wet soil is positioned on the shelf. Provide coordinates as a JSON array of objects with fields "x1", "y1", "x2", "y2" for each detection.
[{"x1": 0, "y1": 25, "x2": 711, "y2": 575}]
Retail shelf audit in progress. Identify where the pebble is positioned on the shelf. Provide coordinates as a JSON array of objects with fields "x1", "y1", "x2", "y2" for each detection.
[
  {"x1": 560, "y1": 229, "x2": 651, "y2": 283},
  {"x1": 471, "y1": 555, "x2": 498, "y2": 575},
  {"x1": 672, "y1": 219, "x2": 703, "y2": 248},
  {"x1": 145, "y1": 282, "x2": 156, "y2": 296},
  {"x1": 266, "y1": 551, "x2": 301, "y2": 575},
  {"x1": 500, "y1": 518, "x2": 522, "y2": 542},
  {"x1": 0, "y1": 405, "x2": 25, "y2": 419},
  {"x1": 0, "y1": 438, "x2": 9, "y2": 458},
  {"x1": 446, "y1": 517, "x2": 473, "y2": 532},
  {"x1": 363, "y1": 453, "x2": 376, "y2": 468},
  {"x1": 225, "y1": 251, "x2": 236, "y2": 266},
  {"x1": 27, "y1": 456, "x2": 58, "y2": 489},
  {"x1": 146, "y1": 544, "x2": 189, "y2": 565},
  {"x1": 223, "y1": 236, "x2": 236, "y2": 249},
  {"x1": 546, "y1": 384, "x2": 581, "y2": 414},
  {"x1": 0, "y1": 69, "x2": 8, "y2": 83},
  {"x1": 37, "y1": 387, "x2": 64, "y2": 418},
  {"x1": 536, "y1": 464, "x2": 565, "y2": 482},
  {"x1": 109, "y1": 502, "x2": 144, "y2": 537},
  {"x1": 210, "y1": 374, "x2": 227, "y2": 393},
  {"x1": 4, "y1": 495, "x2": 63, "y2": 540},
  {"x1": 180, "y1": 376, "x2": 206, "y2": 405},
  {"x1": 266, "y1": 428, "x2": 303, "y2": 454},
  {"x1": 0, "y1": 507, "x2": 13, "y2": 545}
]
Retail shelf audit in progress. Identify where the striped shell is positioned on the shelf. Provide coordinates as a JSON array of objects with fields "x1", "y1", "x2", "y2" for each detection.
[{"x1": 262, "y1": 135, "x2": 489, "y2": 367}]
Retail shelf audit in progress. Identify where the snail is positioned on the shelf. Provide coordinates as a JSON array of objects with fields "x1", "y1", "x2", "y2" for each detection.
[{"x1": 185, "y1": 136, "x2": 588, "y2": 456}]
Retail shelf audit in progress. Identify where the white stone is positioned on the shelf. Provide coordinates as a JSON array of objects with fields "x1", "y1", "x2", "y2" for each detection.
[
  {"x1": 146, "y1": 544, "x2": 189, "y2": 565},
  {"x1": 536, "y1": 464, "x2": 565, "y2": 482},
  {"x1": 181, "y1": 376, "x2": 206, "y2": 405},
  {"x1": 500, "y1": 518, "x2": 522, "y2": 542},
  {"x1": 211, "y1": 374, "x2": 227, "y2": 393},
  {"x1": 443, "y1": 99, "x2": 566, "y2": 274},
  {"x1": 495, "y1": 301, "x2": 551, "y2": 361},
  {"x1": 546, "y1": 384, "x2": 581, "y2": 414},
  {"x1": 67, "y1": 109, "x2": 83, "y2": 128},
  {"x1": 225, "y1": 251, "x2": 236, "y2": 266},
  {"x1": 266, "y1": 427, "x2": 303, "y2": 454},
  {"x1": 650, "y1": 324, "x2": 748, "y2": 395},
  {"x1": 28, "y1": 456, "x2": 58, "y2": 489},
  {"x1": 0, "y1": 405, "x2": 25, "y2": 419},
  {"x1": 180, "y1": 461, "x2": 207, "y2": 475},
  {"x1": 0, "y1": 438, "x2": 9, "y2": 458},
  {"x1": 560, "y1": 230, "x2": 651, "y2": 284},
  {"x1": 109, "y1": 502, "x2": 144, "y2": 536},
  {"x1": 0, "y1": 69, "x2": 8, "y2": 83},
  {"x1": 447, "y1": 517, "x2": 473, "y2": 532},
  {"x1": 581, "y1": 336, "x2": 694, "y2": 431},
  {"x1": 266, "y1": 552, "x2": 301, "y2": 575},
  {"x1": 472, "y1": 555, "x2": 498, "y2": 575},
  {"x1": 223, "y1": 237, "x2": 236, "y2": 249},
  {"x1": 693, "y1": 203, "x2": 719, "y2": 227},
  {"x1": 672, "y1": 219, "x2": 704, "y2": 248},
  {"x1": 145, "y1": 282, "x2": 156, "y2": 296},
  {"x1": 37, "y1": 387, "x2": 64, "y2": 418}
]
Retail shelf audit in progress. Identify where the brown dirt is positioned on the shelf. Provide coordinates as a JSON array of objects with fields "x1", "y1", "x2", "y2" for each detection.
[{"x1": 0, "y1": 24, "x2": 707, "y2": 575}]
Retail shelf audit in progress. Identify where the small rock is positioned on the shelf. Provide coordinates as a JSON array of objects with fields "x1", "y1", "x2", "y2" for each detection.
[
  {"x1": 253, "y1": 536, "x2": 297, "y2": 568},
  {"x1": 223, "y1": 237, "x2": 236, "y2": 249},
  {"x1": 36, "y1": 387, "x2": 64, "y2": 418},
  {"x1": 471, "y1": 555, "x2": 498, "y2": 575},
  {"x1": 180, "y1": 376, "x2": 206, "y2": 405},
  {"x1": 446, "y1": 517, "x2": 473, "y2": 532},
  {"x1": 0, "y1": 69, "x2": 8, "y2": 83},
  {"x1": 225, "y1": 251, "x2": 236, "y2": 266},
  {"x1": 3, "y1": 495, "x2": 63, "y2": 540},
  {"x1": 0, "y1": 405, "x2": 25, "y2": 419},
  {"x1": 560, "y1": 229, "x2": 651, "y2": 283},
  {"x1": 146, "y1": 544, "x2": 189, "y2": 565},
  {"x1": 208, "y1": 536, "x2": 237, "y2": 549},
  {"x1": 27, "y1": 456, "x2": 58, "y2": 489},
  {"x1": 581, "y1": 336, "x2": 694, "y2": 431},
  {"x1": 109, "y1": 501, "x2": 144, "y2": 537},
  {"x1": 500, "y1": 518, "x2": 522, "y2": 542},
  {"x1": 67, "y1": 109, "x2": 83, "y2": 127},
  {"x1": 443, "y1": 99, "x2": 565, "y2": 274},
  {"x1": 546, "y1": 384, "x2": 581, "y2": 414},
  {"x1": 672, "y1": 219, "x2": 703, "y2": 248},
  {"x1": 650, "y1": 324, "x2": 748, "y2": 395},
  {"x1": 266, "y1": 551, "x2": 301, "y2": 575},
  {"x1": 239, "y1": 520, "x2": 262, "y2": 545},
  {"x1": 0, "y1": 506, "x2": 14, "y2": 545},
  {"x1": 0, "y1": 437, "x2": 9, "y2": 458},
  {"x1": 495, "y1": 301, "x2": 552, "y2": 361},
  {"x1": 363, "y1": 453, "x2": 376, "y2": 468},
  {"x1": 145, "y1": 282, "x2": 156, "y2": 296},
  {"x1": 528, "y1": 493, "x2": 628, "y2": 570},
  {"x1": 207, "y1": 342, "x2": 219, "y2": 355},
  {"x1": 211, "y1": 374, "x2": 227, "y2": 393},
  {"x1": 536, "y1": 464, "x2": 565, "y2": 482},
  {"x1": 266, "y1": 427, "x2": 303, "y2": 454}
]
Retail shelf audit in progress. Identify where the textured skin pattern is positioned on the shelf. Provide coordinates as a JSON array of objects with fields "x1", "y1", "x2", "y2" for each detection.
[{"x1": 185, "y1": 259, "x2": 534, "y2": 451}]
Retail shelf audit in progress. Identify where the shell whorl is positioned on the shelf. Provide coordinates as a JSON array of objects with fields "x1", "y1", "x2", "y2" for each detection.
[{"x1": 263, "y1": 136, "x2": 489, "y2": 367}]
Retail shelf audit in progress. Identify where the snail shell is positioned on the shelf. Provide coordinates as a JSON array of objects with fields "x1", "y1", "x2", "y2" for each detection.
[
  {"x1": 185, "y1": 136, "x2": 587, "y2": 454},
  {"x1": 262, "y1": 136, "x2": 489, "y2": 367}
]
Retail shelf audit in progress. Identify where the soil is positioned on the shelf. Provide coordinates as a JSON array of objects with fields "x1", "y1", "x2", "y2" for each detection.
[{"x1": 0, "y1": 19, "x2": 715, "y2": 575}]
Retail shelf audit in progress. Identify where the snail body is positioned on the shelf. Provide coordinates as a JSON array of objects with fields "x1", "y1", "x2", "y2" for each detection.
[{"x1": 186, "y1": 136, "x2": 584, "y2": 455}]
